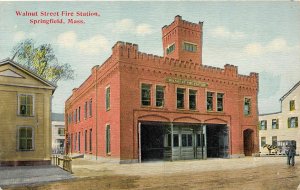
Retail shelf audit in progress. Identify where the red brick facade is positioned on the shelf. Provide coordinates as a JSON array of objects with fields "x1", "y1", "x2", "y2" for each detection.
[{"x1": 65, "y1": 16, "x2": 259, "y2": 163}]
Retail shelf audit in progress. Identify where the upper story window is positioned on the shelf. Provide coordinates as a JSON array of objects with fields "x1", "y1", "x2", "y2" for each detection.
[
  {"x1": 166, "y1": 44, "x2": 175, "y2": 54},
  {"x1": 244, "y1": 98, "x2": 251, "y2": 116},
  {"x1": 155, "y1": 85, "x2": 165, "y2": 107},
  {"x1": 177, "y1": 88, "x2": 185, "y2": 109},
  {"x1": 183, "y1": 42, "x2": 197, "y2": 52},
  {"x1": 89, "y1": 99, "x2": 92, "y2": 117},
  {"x1": 290, "y1": 100, "x2": 295, "y2": 111},
  {"x1": 84, "y1": 101, "x2": 88, "y2": 119},
  {"x1": 272, "y1": 119, "x2": 279, "y2": 129},
  {"x1": 18, "y1": 94, "x2": 34, "y2": 116},
  {"x1": 260, "y1": 120, "x2": 267, "y2": 130},
  {"x1": 18, "y1": 126, "x2": 34, "y2": 151},
  {"x1": 288, "y1": 117, "x2": 298, "y2": 128},
  {"x1": 106, "y1": 87, "x2": 111, "y2": 111},
  {"x1": 207, "y1": 92, "x2": 214, "y2": 111},
  {"x1": 217, "y1": 93, "x2": 224, "y2": 112},
  {"x1": 75, "y1": 109, "x2": 77, "y2": 123},
  {"x1": 78, "y1": 107, "x2": 81, "y2": 122},
  {"x1": 58, "y1": 128, "x2": 65, "y2": 136},
  {"x1": 141, "y1": 84, "x2": 151, "y2": 106},
  {"x1": 189, "y1": 89, "x2": 197, "y2": 110}
]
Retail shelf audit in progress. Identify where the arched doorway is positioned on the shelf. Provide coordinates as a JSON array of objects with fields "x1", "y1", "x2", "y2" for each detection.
[{"x1": 243, "y1": 129, "x2": 254, "y2": 156}]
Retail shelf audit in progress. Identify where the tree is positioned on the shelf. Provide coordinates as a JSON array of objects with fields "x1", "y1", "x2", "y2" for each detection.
[{"x1": 11, "y1": 39, "x2": 74, "y2": 84}]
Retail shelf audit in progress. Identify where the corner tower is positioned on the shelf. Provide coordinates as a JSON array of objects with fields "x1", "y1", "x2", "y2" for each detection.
[{"x1": 162, "y1": 15, "x2": 203, "y2": 64}]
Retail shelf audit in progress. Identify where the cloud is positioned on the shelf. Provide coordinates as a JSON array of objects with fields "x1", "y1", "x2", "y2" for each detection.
[
  {"x1": 56, "y1": 31, "x2": 109, "y2": 55},
  {"x1": 210, "y1": 26, "x2": 246, "y2": 40},
  {"x1": 112, "y1": 19, "x2": 153, "y2": 36},
  {"x1": 244, "y1": 38, "x2": 290, "y2": 56},
  {"x1": 13, "y1": 31, "x2": 36, "y2": 42}
]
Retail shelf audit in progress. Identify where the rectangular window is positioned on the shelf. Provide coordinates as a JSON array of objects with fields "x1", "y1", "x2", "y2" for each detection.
[
  {"x1": 78, "y1": 132, "x2": 81, "y2": 152},
  {"x1": 173, "y1": 134, "x2": 179, "y2": 147},
  {"x1": 84, "y1": 130, "x2": 87, "y2": 152},
  {"x1": 18, "y1": 127, "x2": 33, "y2": 151},
  {"x1": 177, "y1": 88, "x2": 185, "y2": 109},
  {"x1": 58, "y1": 128, "x2": 65, "y2": 136},
  {"x1": 272, "y1": 136, "x2": 277, "y2": 146},
  {"x1": 74, "y1": 133, "x2": 77, "y2": 150},
  {"x1": 260, "y1": 120, "x2": 267, "y2": 130},
  {"x1": 106, "y1": 125, "x2": 111, "y2": 154},
  {"x1": 75, "y1": 109, "x2": 77, "y2": 123},
  {"x1": 166, "y1": 44, "x2": 175, "y2": 54},
  {"x1": 89, "y1": 99, "x2": 92, "y2": 117},
  {"x1": 217, "y1": 93, "x2": 224, "y2": 112},
  {"x1": 272, "y1": 119, "x2": 279, "y2": 129},
  {"x1": 183, "y1": 42, "x2": 197, "y2": 52},
  {"x1": 141, "y1": 84, "x2": 151, "y2": 106},
  {"x1": 106, "y1": 87, "x2": 110, "y2": 111},
  {"x1": 244, "y1": 98, "x2": 251, "y2": 115},
  {"x1": 89, "y1": 129, "x2": 92, "y2": 152},
  {"x1": 18, "y1": 94, "x2": 34, "y2": 116},
  {"x1": 189, "y1": 90, "x2": 197, "y2": 110},
  {"x1": 78, "y1": 107, "x2": 81, "y2": 122},
  {"x1": 288, "y1": 117, "x2": 298, "y2": 128},
  {"x1": 182, "y1": 134, "x2": 193, "y2": 147},
  {"x1": 261, "y1": 137, "x2": 266, "y2": 147},
  {"x1": 84, "y1": 101, "x2": 88, "y2": 119},
  {"x1": 71, "y1": 134, "x2": 73, "y2": 151},
  {"x1": 155, "y1": 85, "x2": 165, "y2": 107},
  {"x1": 290, "y1": 100, "x2": 295, "y2": 111},
  {"x1": 207, "y1": 92, "x2": 214, "y2": 111}
]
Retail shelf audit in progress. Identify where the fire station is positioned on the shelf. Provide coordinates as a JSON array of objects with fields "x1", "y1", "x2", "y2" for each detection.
[{"x1": 65, "y1": 15, "x2": 259, "y2": 163}]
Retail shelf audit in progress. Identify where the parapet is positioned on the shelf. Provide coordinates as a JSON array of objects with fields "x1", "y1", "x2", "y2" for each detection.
[
  {"x1": 162, "y1": 15, "x2": 202, "y2": 35},
  {"x1": 224, "y1": 64, "x2": 238, "y2": 75}
]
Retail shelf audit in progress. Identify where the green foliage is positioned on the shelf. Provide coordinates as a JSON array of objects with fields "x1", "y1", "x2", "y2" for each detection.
[{"x1": 12, "y1": 39, "x2": 74, "y2": 83}]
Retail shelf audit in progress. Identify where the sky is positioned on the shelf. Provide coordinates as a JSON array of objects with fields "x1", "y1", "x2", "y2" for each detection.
[{"x1": 0, "y1": 2, "x2": 299, "y2": 114}]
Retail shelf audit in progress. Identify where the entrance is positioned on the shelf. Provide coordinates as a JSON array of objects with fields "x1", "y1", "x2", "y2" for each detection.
[
  {"x1": 139, "y1": 122, "x2": 205, "y2": 162},
  {"x1": 206, "y1": 124, "x2": 229, "y2": 158},
  {"x1": 243, "y1": 129, "x2": 254, "y2": 156}
]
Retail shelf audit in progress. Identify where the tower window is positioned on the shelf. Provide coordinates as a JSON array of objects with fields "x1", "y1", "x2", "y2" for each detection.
[
  {"x1": 166, "y1": 44, "x2": 175, "y2": 54},
  {"x1": 183, "y1": 42, "x2": 197, "y2": 52}
]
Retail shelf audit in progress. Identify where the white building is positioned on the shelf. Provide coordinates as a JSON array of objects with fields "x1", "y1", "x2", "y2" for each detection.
[
  {"x1": 52, "y1": 113, "x2": 65, "y2": 154},
  {"x1": 259, "y1": 81, "x2": 300, "y2": 154}
]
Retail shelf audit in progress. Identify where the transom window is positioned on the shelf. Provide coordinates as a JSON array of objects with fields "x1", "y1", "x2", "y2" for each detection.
[
  {"x1": 18, "y1": 127, "x2": 33, "y2": 151},
  {"x1": 189, "y1": 90, "x2": 197, "y2": 110},
  {"x1": 177, "y1": 88, "x2": 185, "y2": 109},
  {"x1": 183, "y1": 42, "x2": 197, "y2": 52},
  {"x1": 141, "y1": 84, "x2": 151, "y2": 106},
  {"x1": 18, "y1": 94, "x2": 34, "y2": 116},
  {"x1": 156, "y1": 85, "x2": 165, "y2": 107},
  {"x1": 244, "y1": 98, "x2": 251, "y2": 116}
]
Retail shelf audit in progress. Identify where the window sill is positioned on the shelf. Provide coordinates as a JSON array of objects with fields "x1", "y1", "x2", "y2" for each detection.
[{"x1": 17, "y1": 115, "x2": 35, "y2": 118}]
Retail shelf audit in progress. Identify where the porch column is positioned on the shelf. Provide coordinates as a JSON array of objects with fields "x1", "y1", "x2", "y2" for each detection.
[{"x1": 171, "y1": 122, "x2": 173, "y2": 161}]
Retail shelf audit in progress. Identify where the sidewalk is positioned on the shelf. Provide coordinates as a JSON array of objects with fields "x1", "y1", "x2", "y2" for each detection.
[{"x1": 0, "y1": 165, "x2": 74, "y2": 188}]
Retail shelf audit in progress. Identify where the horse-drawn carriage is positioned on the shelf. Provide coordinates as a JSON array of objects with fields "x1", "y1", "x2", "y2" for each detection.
[{"x1": 263, "y1": 140, "x2": 296, "y2": 155}]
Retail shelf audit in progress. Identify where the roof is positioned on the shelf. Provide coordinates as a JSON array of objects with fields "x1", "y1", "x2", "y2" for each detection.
[
  {"x1": 280, "y1": 81, "x2": 300, "y2": 102},
  {"x1": 52, "y1": 113, "x2": 64, "y2": 121},
  {"x1": 0, "y1": 58, "x2": 57, "y2": 91}
]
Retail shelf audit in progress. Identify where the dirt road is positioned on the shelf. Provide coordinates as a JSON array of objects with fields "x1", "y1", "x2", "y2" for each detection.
[{"x1": 3, "y1": 157, "x2": 300, "y2": 190}]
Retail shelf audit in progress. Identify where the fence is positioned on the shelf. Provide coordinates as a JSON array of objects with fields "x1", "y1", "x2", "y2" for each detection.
[{"x1": 51, "y1": 155, "x2": 72, "y2": 173}]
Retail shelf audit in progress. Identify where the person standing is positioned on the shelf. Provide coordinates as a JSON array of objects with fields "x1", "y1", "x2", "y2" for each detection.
[{"x1": 287, "y1": 144, "x2": 296, "y2": 166}]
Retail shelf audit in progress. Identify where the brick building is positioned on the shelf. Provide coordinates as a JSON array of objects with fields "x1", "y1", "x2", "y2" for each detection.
[{"x1": 65, "y1": 15, "x2": 259, "y2": 163}]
